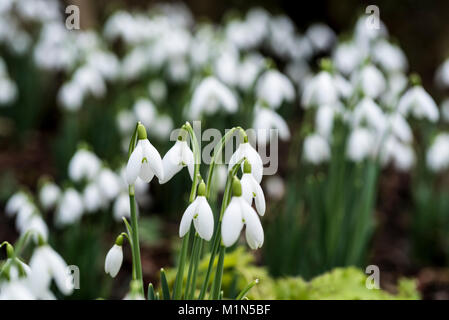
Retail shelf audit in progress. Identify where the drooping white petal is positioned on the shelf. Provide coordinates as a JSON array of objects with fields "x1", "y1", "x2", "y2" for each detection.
[
  {"x1": 241, "y1": 174, "x2": 254, "y2": 204},
  {"x1": 221, "y1": 197, "x2": 244, "y2": 247},
  {"x1": 250, "y1": 175, "x2": 266, "y2": 216},
  {"x1": 181, "y1": 141, "x2": 195, "y2": 180},
  {"x1": 193, "y1": 196, "x2": 214, "y2": 241},
  {"x1": 105, "y1": 244, "x2": 123, "y2": 278},
  {"x1": 140, "y1": 139, "x2": 164, "y2": 181},
  {"x1": 179, "y1": 198, "x2": 198, "y2": 238},
  {"x1": 125, "y1": 143, "x2": 143, "y2": 185},
  {"x1": 240, "y1": 198, "x2": 264, "y2": 250},
  {"x1": 139, "y1": 161, "x2": 155, "y2": 183},
  {"x1": 243, "y1": 143, "x2": 264, "y2": 183},
  {"x1": 45, "y1": 246, "x2": 73, "y2": 295}
]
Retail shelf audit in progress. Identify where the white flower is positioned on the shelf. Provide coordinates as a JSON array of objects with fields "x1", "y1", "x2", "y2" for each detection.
[
  {"x1": 179, "y1": 194, "x2": 214, "y2": 241},
  {"x1": 372, "y1": 40, "x2": 408, "y2": 73},
  {"x1": 117, "y1": 109, "x2": 136, "y2": 135},
  {"x1": 148, "y1": 79, "x2": 167, "y2": 103},
  {"x1": 441, "y1": 99, "x2": 449, "y2": 123},
  {"x1": 427, "y1": 133, "x2": 449, "y2": 172},
  {"x1": 255, "y1": 70, "x2": 295, "y2": 109},
  {"x1": 332, "y1": 41, "x2": 362, "y2": 75},
  {"x1": 160, "y1": 139, "x2": 194, "y2": 184},
  {"x1": 22, "y1": 215, "x2": 49, "y2": 243},
  {"x1": 352, "y1": 64, "x2": 386, "y2": 99},
  {"x1": 381, "y1": 136, "x2": 415, "y2": 171},
  {"x1": 241, "y1": 171, "x2": 265, "y2": 216},
  {"x1": 435, "y1": 58, "x2": 449, "y2": 88},
  {"x1": 221, "y1": 188, "x2": 264, "y2": 249},
  {"x1": 105, "y1": 244, "x2": 123, "y2": 278},
  {"x1": 214, "y1": 46, "x2": 239, "y2": 87},
  {"x1": 58, "y1": 82, "x2": 84, "y2": 111},
  {"x1": 253, "y1": 105, "x2": 290, "y2": 146},
  {"x1": 305, "y1": 23, "x2": 336, "y2": 52},
  {"x1": 113, "y1": 193, "x2": 130, "y2": 221},
  {"x1": 398, "y1": 86, "x2": 439, "y2": 122},
  {"x1": 125, "y1": 133, "x2": 164, "y2": 185},
  {"x1": 388, "y1": 113, "x2": 413, "y2": 143},
  {"x1": 189, "y1": 77, "x2": 237, "y2": 119},
  {"x1": 0, "y1": 280, "x2": 35, "y2": 300},
  {"x1": 228, "y1": 141, "x2": 264, "y2": 183},
  {"x1": 55, "y1": 188, "x2": 84, "y2": 227},
  {"x1": 28, "y1": 244, "x2": 73, "y2": 297},
  {"x1": 315, "y1": 104, "x2": 340, "y2": 139},
  {"x1": 133, "y1": 98, "x2": 156, "y2": 129},
  {"x1": 72, "y1": 65, "x2": 106, "y2": 99},
  {"x1": 302, "y1": 71, "x2": 339, "y2": 108},
  {"x1": 303, "y1": 133, "x2": 330, "y2": 165},
  {"x1": 83, "y1": 183, "x2": 104, "y2": 213},
  {"x1": 39, "y1": 182, "x2": 61, "y2": 211},
  {"x1": 97, "y1": 168, "x2": 121, "y2": 200},
  {"x1": 68, "y1": 148, "x2": 101, "y2": 182},
  {"x1": 346, "y1": 128, "x2": 376, "y2": 162},
  {"x1": 5, "y1": 192, "x2": 29, "y2": 217},
  {"x1": 264, "y1": 175, "x2": 285, "y2": 201},
  {"x1": 352, "y1": 97, "x2": 387, "y2": 133},
  {"x1": 238, "y1": 53, "x2": 265, "y2": 91}
]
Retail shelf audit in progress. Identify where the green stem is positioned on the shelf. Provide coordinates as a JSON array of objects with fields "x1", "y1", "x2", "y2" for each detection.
[
  {"x1": 185, "y1": 233, "x2": 199, "y2": 297},
  {"x1": 210, "y1": 245, "x2": 225, "y2": 300},
  {"x1": 129, "y1": 186, "x2": 144, "y2": 295}
]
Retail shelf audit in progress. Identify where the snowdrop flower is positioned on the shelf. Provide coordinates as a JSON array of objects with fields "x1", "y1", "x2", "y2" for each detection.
[
  {"x1": 68, "y1": 148, "x2": 101, "y2": 182},
  {"x1": 346, "y1": 127, "x2": 376, "y2": 162},
  {"x1": 82, "y1": 183, "x2": 104, "y2": 213},
  {"x1": 97, "y1": 168, "x2": 121, "y2": 200},
  {"x1": 105, "y1": 236, "x2": 124, "y2": 278},
  {"x1": 315, "y1": 104, "x2": 340, "y2": 139},
  {"x1": 352, "y1": 97, "x2": 387, "y2": 133},
  {"x1": 125, "y1": 124, "x2": 164, "y2": 185},
  {"x1": 435, "y1": 58, "x2": 449, "y2": 88},
  {"x1": 160, "y1": 132, "x2": 194, "y2": 184},
  {"x1": 302, "y1": 71, "x2": 339, "y2": 108},
  {"x1": 255, "y1": 70, "x2": 295, "y2": 109},
  {"x1": 5, "y1": 191, "x2": 29, "y2": 217},
  {"x1": 388, "y1": 113, "x2": 413, "y2": 143},
  {"x1": 238, "y1": 53, "x2": 265, "y2": 91},
  {"x1": 133, "y1": 98, "x2": 156, "y2": 129},
  {"x1": 113, "y1": 193, "x2": 130, "y2": 221},
  {"x1": 0, "y1": 78, "x2": 17, "y2": 105},
  {"x1": 22, "y1": 215, "x2": 49, "y2": 243},
  {"x1": 149, "y1": 114, "x2": 174, "y2": 140},
  {"x1": 253, "y1": 104, "x2": 290, "y2": 146},
  {"x1": 305, "y1": 23, "x2": 336, "y2": 52},
  {"x1": 264, "y1": 175, "x2": 285, "y2": 201},
  {"x1": 303, "y1": 133, "x2": 331, "y2": 165},
  {"x1": 228, "y1": 137, "x2": 264, "y2": 183},
  {"x1": 148, "y1": 79, "x2": 167, "y2": 103},
  {"x1": 55, "y1": 188, "x2": 84, "y2": 227},
  {"x1": 427, "y1": 133, "x2": 449, "y2": 172},
  {"x1": 214, "y1": 46, "x2": 239, "y2": 87},
  {"x1": 39, "y1": 182, "x2": 61, "y2": 210},
  {"x1": 117, "y1": 109, "x2": 137, "y2": 135},
  {"x1": 28, "y1": 242, "x2": 73, "y2": 297},
  {"x1": 352, "y1": 64, "x2": 386, "y2": 99},
  {"x1": 221, "y1": 177, "x2": 264, "y2": 249},
  {"x1": 332, "y1": 41, "x2": 363, "y2": 75},
  {"x1": 381, "y1": 136, "x2": 415, "y2": 171},
  {"x1": 241, "y1": 160, "x2": 265, "y2": 216},
  {"x1": 0, "y1": 280, "x2": 35, "y2": 300},
  {"x1": 57, "y1": 82, "x2": 84, "y2": 111},
  {"x1": 398, "y1": 83, "x2": 439, "y2": 122},
  {"x1": 372, "y1": 40, "x2": 408, "y2": 73},
  {"x1": 441, "y1": 99, "x2": 449, "y2": 123},
  {"x1": 72, "y1": 65, "x2": 106, "y2": 99},
  {"x1": 179, "y1": 181, "x2": 214, "y2": 241},
  {"x1": 189, "y1": 77, "x2": 237, "y2": 119}
]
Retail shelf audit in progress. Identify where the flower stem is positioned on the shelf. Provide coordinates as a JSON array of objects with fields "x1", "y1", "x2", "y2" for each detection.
[
  {"x1": 129, "y1": 185, "x2": 144, "y2": 296},
  {"x1": 210, "y1": 245, "x2": 225, "y2": 300}
]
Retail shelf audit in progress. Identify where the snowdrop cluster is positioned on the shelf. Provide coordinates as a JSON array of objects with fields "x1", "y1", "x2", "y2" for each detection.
[{"x1": 300, "y1": 15, "x2": 438, "y2": 172}]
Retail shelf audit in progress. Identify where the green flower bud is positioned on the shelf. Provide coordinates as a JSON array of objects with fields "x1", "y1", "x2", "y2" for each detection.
[
  {"x1": 232, "y1": 176, "x2": 242, "y2": 197},
  {"x1": 410, "y1": 73, "x2": 421, "y2": 86},
  {"x1": 6, "y1": 243, "x2": 14, "y2": 259},
  {"x1": 137, "y1": 123, "x2": 147, "y2": 140},
  {"x1": 319, "y1": 58, "x2": 333, "y2": 73},
  {"x1": 197, "y1": 180, "x2": 206, "y2": 197},
  {"x1": 115, "y1": 234, "x2": 124, "y2": 246}
]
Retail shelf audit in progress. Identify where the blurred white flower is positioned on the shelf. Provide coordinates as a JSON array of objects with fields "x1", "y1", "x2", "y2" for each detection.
[
  {"x1": 148, "y1": 79, "x2": 167, "y2": 103},
  {"x1": 352, "y1": 64, "x2": 386, "y2": 99},
  {"x1": 190, "y1": 77, "x2": 237, "y2": 119},
  {"x1": 346, "y1": 127, "x2": 376, "y2": 162},
  {"x1": 238, "y1": 53, "x2": 265, "y2": 91},
  {"x1": 133, "y1": 99, "x2": 156, "y2": 129},
  {"x1": 264, "y1": 175, "x2": 285, "y2": 200},
  {"x1": 97, "y1": 168, "x2": 121, "y2": 200},
  {"x1": 398, "y1": 85, "x2": 439, "y2": 122},
  {"x1": 372, "y1": 40, "x2": 408, "y2": 73},
  {"x1": 441, "y1": 99, "x2": 449, "y2": 123},
  {"x1": 352, "y1": 97, "x2": 387, "y2": 133},
  {"x1": 303, "y1": 133, "x2": 330, "y2": 165},
  {"x1": 58, "y1": 82, "x2": 84, "y2": 111},
  {"x1": 83, "y1": 183, "x2": 104, "y2": 213},
  {"x1": 305, "y1": 23, "x2": 336, "y2": 53},
  {"x1": 333, "y1": 41, "x2": 363, "y2": 75},
  {"x1": 55, "y1": 188, "x2": 84, "y2": 227},
  {"x1": 150, "y1": 114, "x2": 174, "y2": 140},
  {"x1": 381, "y1": 136, "x2": 415, "y2": 171},
  {"x1": 68, "y1": 148, "x2": 101, "y2": 182},
  {"x1": 0, "y1": 77, "x2": 17, "y2": 105},
  {"x1": 427, "y1": 133, "x2": 449, "y2": 172},
  {"x1": 302, "y1": 71, "x2": 339, "y2": 108},
  {"x1": 253, "y1": 105, "x2": 290, "y2": 146},
  {"x1": 435, "y1": 58, "x2": 449, "y2": 88},
  {"x1": 116, "y1": 109, "x2": 136, "y2": 135},
  {"x1": 28, "y1": 244, "x2": 73, "y2": 297},
  {"x1": 5, "y1": 191, "x2": 29, "y2": 217},
  {"x1": 39, "y1": 182, "x2": 61, "y2": 211},
  {"x1": 113, "y1": 193, "x2": 130, "y2": 221},
  {"x1": 255, "y1": 70, "x2": 295, "y2": 109},
  {"x1": 388, "y1": 113, "x2": 413, "y2": 143}
]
